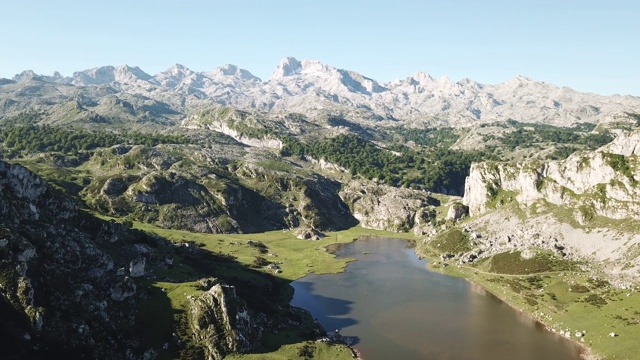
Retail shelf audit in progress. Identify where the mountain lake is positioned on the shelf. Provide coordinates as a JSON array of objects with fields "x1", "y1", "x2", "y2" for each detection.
[{"x1": 291, "y1": 237, "x2": 583, "y2": 360}]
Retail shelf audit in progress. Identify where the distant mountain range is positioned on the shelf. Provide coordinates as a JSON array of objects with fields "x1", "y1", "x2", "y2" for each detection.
[{"x1": 2, "y1": 57, "x2": 639, "y2": 127}]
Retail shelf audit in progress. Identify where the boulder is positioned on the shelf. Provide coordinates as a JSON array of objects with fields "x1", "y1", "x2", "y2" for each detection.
[
  {"x1": 295, "y1": 227, "x2": 325, "y2": 240},
  {"x1": 446, "y1": 203, "x2": 469, "y2": 221},
  {"x1": 129, "y1": 258, "x2": 146, "y2": 277}
]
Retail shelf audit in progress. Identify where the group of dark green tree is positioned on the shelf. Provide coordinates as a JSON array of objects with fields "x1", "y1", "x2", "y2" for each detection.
[
  {"x1": 0, "y1": 124, "x2": 190, "y2": 158},
  {"x1": 484, "y1": 119, "x2": 613, "y2": 158},
  {"x1": 280, "y1": 120, "x2": 618, "y2": 195},
  {"x1": 281, "y1": 132, "x2": 493, "y2": 194}
]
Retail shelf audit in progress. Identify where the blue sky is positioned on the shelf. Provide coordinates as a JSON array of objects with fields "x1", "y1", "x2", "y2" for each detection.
[{"x1": 1, "y1": 0, "x2": 639, "y2": 95}]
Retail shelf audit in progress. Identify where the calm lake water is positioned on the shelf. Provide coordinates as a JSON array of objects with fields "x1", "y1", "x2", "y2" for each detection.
[{"x1": 291, "y1": 237, "x2": 582, "y2": 360}]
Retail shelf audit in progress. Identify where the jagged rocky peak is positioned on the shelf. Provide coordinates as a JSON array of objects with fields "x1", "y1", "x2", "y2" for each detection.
[
  {"x1": 391, "y1": 71, "x2": 463, "y2": 93},
  {"x1": 154, "y1": 64, "x2": 195, "y2": 88},
  {"x1": 457, "y1": 77, "x2": 482, "y2": 89},
  {"x1": 385, "y1": 71, "x2": 431, "y2": 88},
  {"x1": 71, "y1": 64, "x2": 154, "y2": 86},
  {"x1": 502, "y1": 74, "x2": 549, "y2": 90},
  {"x1": 410, "y1": 71, "x2": 434, "y2": 84},
  {"x1": 114, "y1": 64, "x2": 152, "y2": 81},
  {"x1": 271, "y1": 56, "x2": 303, "y2": 79},
  {"x1": 513, "y1": 74, "x2": 536, "y2": 82},
  {"x1": 11, "y1": 70, "x2": 71, "y2": 84},
  {"x1": 217, "y1": 64, "x2": 240, "y2": 76},
  {"x1": 337, "y1": 68, "x2": 387, "y2": 94},
  {"x1": 210, "y1": 64, "x2": 260, "y2": 81},
  {"x1": 300, "y1": 59, "x2": 335, "y2": 75},
  {"x1": 72, "y1": 65, "x2": 116, "y2": 85},
  {"x1": 3, "y1": 57, "x2": 640, "y2": 126},
  {"x1": 438, "y1": 75, "x2": 453, "y2": 84},
  {"x1": 165, "y1": 63, "x2": 194, "y2": 77},
  {"x1": 12, "y1": 70, "x2": 40, "y2": 82}
]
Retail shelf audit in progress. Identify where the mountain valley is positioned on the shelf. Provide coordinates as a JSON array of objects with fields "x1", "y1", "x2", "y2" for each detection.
[{"x1": 1, "y1": 59, "x2": 640, "y2": 359}]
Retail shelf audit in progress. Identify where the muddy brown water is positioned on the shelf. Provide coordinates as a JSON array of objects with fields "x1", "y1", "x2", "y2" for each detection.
[{"x1": 291, "y1": 237, "x2": 582, "y2": 360}]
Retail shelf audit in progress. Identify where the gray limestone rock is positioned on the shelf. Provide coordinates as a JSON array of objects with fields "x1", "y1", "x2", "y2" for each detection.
[{"x1": 340, "y1": 180, "x2": 437, "y2": 232}]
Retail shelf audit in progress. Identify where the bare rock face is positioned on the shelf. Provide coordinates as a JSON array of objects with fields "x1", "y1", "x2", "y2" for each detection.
[
  {"x1": 340, "y1": 180, "x2": 437, "y2": 232},
  {"x1": 188, "y1": 283, "x2": 259, "y2": 360},
  {"x1": 182, "y1": 111, "x2": 283, "y2": 149},
  {"x1": 446, "y1": 203, "x2": 469, "y2": 221},
  {"x1": 129, "y1": 258, "x2": 146, "y2": 277},
  {"x1": 463, "y1": 130, "x2": 640, "y2": 222}
]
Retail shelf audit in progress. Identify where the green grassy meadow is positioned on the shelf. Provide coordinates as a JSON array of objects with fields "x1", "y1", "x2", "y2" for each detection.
[
  {"x1": 421, "y1": 240, "x2": 640, "y2": 360},
  {"x1": 124, "y1": 219, "x2": 416, "y2": 359}
]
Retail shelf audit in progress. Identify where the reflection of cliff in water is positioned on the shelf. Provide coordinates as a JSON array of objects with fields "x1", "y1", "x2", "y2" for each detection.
[{"x1": 292, "y1": 237, "x2": 582, "y2": 360}]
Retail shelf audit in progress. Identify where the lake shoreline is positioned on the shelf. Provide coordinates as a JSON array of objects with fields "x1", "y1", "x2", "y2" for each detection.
[
  {"x1": 298, "y1": 235, "x2": 583, "y2": 360},
  {"x1": 458, "y1": 276, "x2": 595, "y2": 360},
  {"x1": 417, "y1": 253, "x2": 597, "y2": 360},
  {"x1": 337, "y1": 235, "x2": 595, "y2": 359}
]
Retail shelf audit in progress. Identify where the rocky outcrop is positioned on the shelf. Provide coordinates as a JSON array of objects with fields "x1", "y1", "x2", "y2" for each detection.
[
  {"x1": 340, "y1": 180, "x2": 437, "y2": 232},
  {"x1": 306, "y1": 157, "x2": 349, "y2": 173},
  {"x1": 0, "y1": 160, "x2": 346, "y2": 359},
  {"x1": 446, "y1": 202, "x2": 469, "y2": 221},
  {"x1": 463, "y1": 131, "x2": 640, "y2": 222},
  {"x1": 184, "y1": 117, "x2": 283, "y2": 149},
  {"x1": 234, "y1": 162, "x2": 357, "y2": 232},
  {"x1": 450, "y1": 221, "x2": 570, "y2": 266},
  {"x1": 295, "y1": 226, "x2": 325, "y2": 240},
  {"x1": 182, "y1": 106, "x2": 283, "y2": 149},
  {"x1": 0, "y1": 161, "x2": 169, "y2": 358},
  {"x1": 188, "y1": 283, "x2": 260, "y2": 360},
  {"x1": 83, "y1": 144, "x2": 356, "y2": 234}
]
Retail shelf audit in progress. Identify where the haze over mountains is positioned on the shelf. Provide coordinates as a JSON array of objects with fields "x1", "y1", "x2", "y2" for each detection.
[{"x1": 2, "y1": 56, "x2": 640, "y2": 127}]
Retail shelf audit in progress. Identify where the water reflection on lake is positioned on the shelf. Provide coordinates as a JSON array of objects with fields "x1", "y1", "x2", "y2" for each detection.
[{"x1": 291, "y1": 237, "x2": 582, "y2": 360}]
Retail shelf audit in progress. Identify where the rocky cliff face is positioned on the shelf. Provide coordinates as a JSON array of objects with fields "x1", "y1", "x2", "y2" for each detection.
[
  {"x1": 340, "y1": 180, "x2": 437, "y2": 232},
  {"x1": 181, "y1": 107, "x2": 284, "y2": 150},
  {"x1": 188, "y1": 282, "x2": 259, "y2": 360},
  {"x1": 463, "y1": 131, "x2": 640, "y2": 223},
  {"x1": 0, "y1": 161, "x2": 164, "y2": 358}
]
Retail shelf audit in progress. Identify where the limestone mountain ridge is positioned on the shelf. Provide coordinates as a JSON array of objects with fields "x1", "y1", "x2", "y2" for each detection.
[{"x1": 3, "y1": 57, "x2": 639, "y2": 128}]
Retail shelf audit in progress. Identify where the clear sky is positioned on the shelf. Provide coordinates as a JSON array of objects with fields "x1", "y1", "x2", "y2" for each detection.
[{"x1": 1, "y1": 0, "x2": 639, "y2": 96}]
